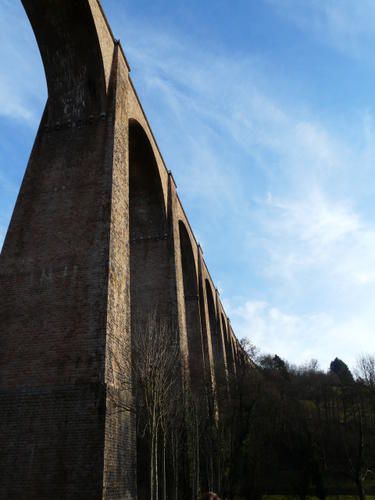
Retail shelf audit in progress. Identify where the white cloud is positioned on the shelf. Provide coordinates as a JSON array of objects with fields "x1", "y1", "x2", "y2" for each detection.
[
  {"x1": 266, "y1": 0, "x2": 375, "y2": 60},
  {"x1": 229, "y1": 299, "x2": 332, "y2": 365},
  {"x1": 0, "y1": 1, "x2": 45, "y2": 125},
  {"x1": 110, "y1": 8, "x2": 375, "y2": 368},
  {"x1": 229, "y1": 299, "x2": 375, "y2": 370},
  {"x1": 0, "y1": 80, "x2": 35, "y2": 123},
  {"x1": 2, "y1": 1, "x2": 375, "y2": 369},
  {"x1": 252, "y1": 186, "x2": 375, "y2": 302}
]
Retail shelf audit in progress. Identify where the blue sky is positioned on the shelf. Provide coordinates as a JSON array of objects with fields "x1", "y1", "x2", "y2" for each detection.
[{"x1": 2, "y1": 0, "x2": 375, "y2": 370}]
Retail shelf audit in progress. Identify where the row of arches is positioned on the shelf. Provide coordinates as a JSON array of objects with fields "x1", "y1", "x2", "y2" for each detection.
[
  {"x1": 129, "y1": 118, "x2": 238, "y2": 404},
  {"x1": 96, "y1": 109, "x2": 243, "y2": 500}
]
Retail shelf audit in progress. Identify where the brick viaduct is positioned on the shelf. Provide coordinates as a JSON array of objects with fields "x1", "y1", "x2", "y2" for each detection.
[{"x1": 0, "y1": 1, "x2": 247, "y2": 498}]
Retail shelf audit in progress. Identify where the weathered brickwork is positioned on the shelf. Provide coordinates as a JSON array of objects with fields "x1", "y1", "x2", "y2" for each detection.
[
  {"x1": 0, "y1": 384, "x2": 105, "y2": 500},
  {"x1": 0, "y1": 1, "x2": 245, "y2": 498}
]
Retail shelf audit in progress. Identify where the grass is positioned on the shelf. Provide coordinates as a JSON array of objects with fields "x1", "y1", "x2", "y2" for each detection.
[{"x1": 262, "y1": 497, "x2": 375, "y2": 500}]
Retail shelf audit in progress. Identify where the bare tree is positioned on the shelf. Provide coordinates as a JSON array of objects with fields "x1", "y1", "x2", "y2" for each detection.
[
  {"x1": 106, "y1": 311, "x2": 182, "y2": 500},
  {"x1": 132, "y1": 312, "x2": 180, "y2": 500},
  {"x1": 239, "y1": 337, "x2": 258, "y2": 362},
  {"x1": 356, "y1": 354, "x2": 375, "y2": 394}
]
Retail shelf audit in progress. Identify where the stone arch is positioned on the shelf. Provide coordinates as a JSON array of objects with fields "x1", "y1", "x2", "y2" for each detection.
[
  {"x1": 206, "y1": 281, "x2": 226, "y2": 392},
  {"x1": 179, "y1": 221, "x2": 205, "y2": 393},
  {"x1": 221, "y1": 313, "x2": 234, "y2": 378},
  {"x1": 21, "y1": 0, "x2": 110, "y2": 122},
  {"x1": 129, "y1": 119, "x2": 170, "y2": 321},
  {"x1": 129, "y1": 119, "x2": 171, "y2": 499},
  {"x1": 198, "y1": 265, "x2": 215, "y2": 401},
  {"x1": 229, "y1": 332, "x2": 237, "y2": 376}
]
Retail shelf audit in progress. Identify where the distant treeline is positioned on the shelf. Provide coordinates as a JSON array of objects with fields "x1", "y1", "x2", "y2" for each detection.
[
  {"x1": 110, "y1": 314, "x2": 375, "y2": 499},
  {"x1": 224, "y1": 342, "x2": 375, "y2": 499}
]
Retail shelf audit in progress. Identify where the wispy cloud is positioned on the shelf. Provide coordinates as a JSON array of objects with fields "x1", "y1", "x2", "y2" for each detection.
[
  {"x1": 112, "y1": 9, "x2": 375, "y2": 368},
  {"x1": 265, "y1": 0, "x2": 375, "y2": 61},
  {"x1": 256, "y1": 190, "x2": 374, "y2": 284},
  {"x1": 228, "y1": 299, "x2": 375, "y2": 369},
  {"x1": 0, "y1": 1, "x2": 45, "y2": 125},
  {"x1": 2, "y1": 1, "x2": 375, "y2": 369},
  {"x1": 0, "y1": 1, "x2": 47, "y2": 253},
  {"x1": 228, "y1": 300, "x2": 332, "y2": 365}
]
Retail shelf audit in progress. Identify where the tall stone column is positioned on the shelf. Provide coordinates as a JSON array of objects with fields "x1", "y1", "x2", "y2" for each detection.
[{"x1": 0, "y1": 2, "x2": 135, "y2": 498}]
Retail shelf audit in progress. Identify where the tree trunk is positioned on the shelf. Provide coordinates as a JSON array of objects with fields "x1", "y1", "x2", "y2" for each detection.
[
  {"x1": 162, "y1": 431, "x2": 167, "y2": 500},
  {"x1": 155, "y1": 423, "x2": 159, "y2": 500},
  {"x1": 195, "y1": 414, "x2": 200, "y2": 499},
  {"x1": 356, "y1": 477, "x2": 366, "y2": 500},
  {"x1": 174, "y1": 433, "x2": 179, "y2": 500},
  {"x1": 150, "y1": 426, "x2": 154, "y2": 500}
]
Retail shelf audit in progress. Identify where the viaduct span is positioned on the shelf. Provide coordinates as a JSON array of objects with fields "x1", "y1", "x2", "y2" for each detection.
[{"x1": 0, "y1": 1, "x2": 246, "y2": 498}]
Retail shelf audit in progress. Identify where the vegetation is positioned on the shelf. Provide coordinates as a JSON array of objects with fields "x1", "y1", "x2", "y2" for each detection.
[
  {"x1": 262, "y1": 497, "x2": 375, "y2": 499},
  {"x1": 110, "y1": 314, "x2": 375, "y2": 499},
  {"x1": 224, "y1": 347, "x2": 375, "y2": 499}
]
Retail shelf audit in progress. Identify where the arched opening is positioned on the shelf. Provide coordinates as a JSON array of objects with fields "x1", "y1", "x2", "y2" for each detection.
[
  {"x1": 221, "y1": 313, "x2": 234, "y2": 378},
  {"x1": 129, "y1": 120, "x2": 171, "y2": 499},
  {"x1": 179, "y1": 221, "x2": 205, "y2": 394},
  {"x1": 206, "y1": 281, "x2": 226, "y2": 393},
  {"x1": 198, "y1": 274, "x2": 214, "y2": 400},
  {"x1": 229, "y1": 333, "x2": 237, "y2": 376},
  {"x1": 21, "y1": 0, "x2": 107, "y2": 122},
  {"x1": 129, "y1": 120, "x2": 170, "y2": 320}
]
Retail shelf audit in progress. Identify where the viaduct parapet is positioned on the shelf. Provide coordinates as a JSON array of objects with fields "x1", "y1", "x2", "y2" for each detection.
[{"x1": 0, "y1": 1, "x2": 248, "y2": 498}]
